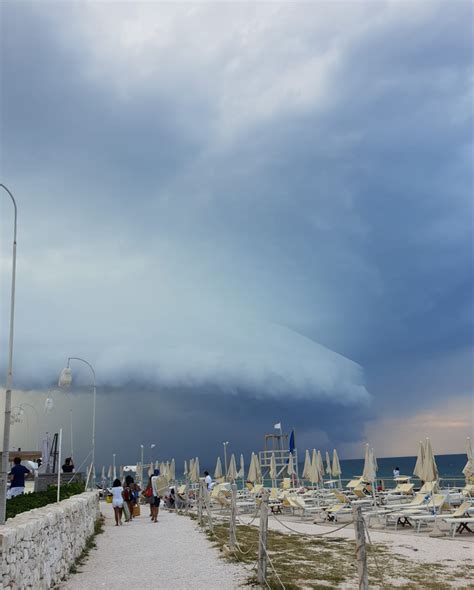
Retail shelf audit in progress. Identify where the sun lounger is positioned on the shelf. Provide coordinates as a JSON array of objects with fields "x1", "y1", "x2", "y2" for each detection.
[
  {"x1": 346, "y1": 478, "x2": 363, "y2": 489},
  {"x1": 419, "y1": 481, "x2": 438, "y2": 494},
  {"x1": 386, "y1": 494, "x2": 448, "y2": 530},
  {"x1": 440, "y1": 501, "x2": 474, "y2": 537}
]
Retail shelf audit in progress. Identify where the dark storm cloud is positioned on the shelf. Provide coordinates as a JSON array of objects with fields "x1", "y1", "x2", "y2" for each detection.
[{"x1": 0, "y1": 1, "x2": 472, "y2": 462}]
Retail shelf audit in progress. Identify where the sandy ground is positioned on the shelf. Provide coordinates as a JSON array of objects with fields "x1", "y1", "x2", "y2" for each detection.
[
  {"x1": 61, "y1": 502, "x2": 249, "y2": 590},
  {"x1": 238, "y1": 512, "x2": 474, "y2": 571}
]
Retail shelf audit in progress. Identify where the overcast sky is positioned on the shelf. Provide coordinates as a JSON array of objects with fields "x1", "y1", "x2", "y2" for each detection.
[{"x1": 0, "y1": 1, "x2": 472, "y2": 469}]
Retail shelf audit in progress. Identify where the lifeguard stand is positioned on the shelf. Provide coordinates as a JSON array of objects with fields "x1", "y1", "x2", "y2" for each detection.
[{"x1": 259, "y1": 432, "x2": 299, "y2": 481}]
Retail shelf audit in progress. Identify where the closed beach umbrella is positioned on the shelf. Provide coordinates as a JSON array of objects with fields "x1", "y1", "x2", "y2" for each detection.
[
  {"x1": 270, "y1": 453, "x2": 278, "y2": 485},
  {"x1": 237, "y1": 454, "x2": 245, "y2": 479},
  {"x1": 160, "y1": 461, "x2": 166, "y2": 476},
  {"x1": 325, "y1": 451, "x2": 332, "y2": 476},
  {"x1": 462, "y1": 437, "x2": 474, "y2": 482},
  {"x1": 248, "y1": 452, "x2": 258, "y2": 483},
  {"x1": 255, "y1": 454, "x2": 262, "y2": 483},
  {"x1": 331, "y1": 449, "x2": 342, "y2": 478},
  {"x1": 362, "y1": 444, "x2": 376, "y2": 483},
  {"x1": 155, "y1": 460, "x2": 159, "y2": 470},
  {"x1": 184, "y1": 460, "x2": 188, "y2": 477},
  {"x1": 148, "y1": 463, "x2": 154, "y2": 477},
  {"x1": 372, "y1": 449, "x2": 378, "y2": 472},
  {"x1": 309, "y1": 449, "x2": 321, "y2": 485},
  {"x1": 227, "y1": 454, "x2": 238, "y2": 481},
  {"x1": 413, "y1": 441, "x2": 424, "y2": 480},
  {"x1": 287, "y1": 452, "x2": 295, "y2": 477},
  {"x1": 317, "y1": 451, "x2": 324, "y2": 480},
  {"x1": 194, "y1": 457, "x2": 200, "y2": 482},
  {"x1": 302, "y1": 450, "x2": 311, "y2": 480},
  {"x1": 170, "y1": 459, "x2": 176, "y2": 482},
  {"x1": 420, "y1": 438, "x2": 438, "y2": 483},
  {"x1": 101, "y1": 466, "x2": 106, "y2": 486},
  {"x1": 214, "y1": 456, "x2": 223, "y2": 479},
  {"x1": 107, "y1": 464, "x2": 113, "y2": 481},
  {"x1": 119, "y1": 465, "x2": 124, "y2": 480}
]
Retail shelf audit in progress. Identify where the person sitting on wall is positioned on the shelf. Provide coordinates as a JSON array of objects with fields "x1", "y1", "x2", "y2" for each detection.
[
  {"x1": 7, "y1": 457, "x2": 31, "y2": 498},
  {"x1": 62, "y1": 457, "x2": 75, "y2": 473}
]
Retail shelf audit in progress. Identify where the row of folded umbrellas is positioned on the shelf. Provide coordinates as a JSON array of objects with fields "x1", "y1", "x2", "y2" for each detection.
[{"x1": 99, "y1": 436, "x2": 473, "y2": 486}]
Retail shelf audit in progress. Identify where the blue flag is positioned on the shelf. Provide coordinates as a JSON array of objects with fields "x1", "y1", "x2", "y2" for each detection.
[{"x1": 289, "y1": 430, "x2": 295, "y2": 454}]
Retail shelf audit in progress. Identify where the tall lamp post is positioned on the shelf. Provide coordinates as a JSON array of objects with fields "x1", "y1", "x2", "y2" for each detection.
[
  {"x1": 58, "y1": 357, "x2": 96, "y2": 489},
  {"x1": 0, "y1": 184, "x2": 18, "y2": 525},
  {"x1": 10, "y1": 403, "x2": 40, "y2": 450},
  {"x1": 223, "y1": 441, "x2": 229, "y2": 481},
  {"x1": 44, "y1": 390, "x2": 74, "y2": 458}
]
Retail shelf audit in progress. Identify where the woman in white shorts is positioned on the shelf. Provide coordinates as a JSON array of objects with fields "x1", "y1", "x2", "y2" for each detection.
[{"x1": 111, "y1": 478, "x2": 124, "y2": 526}]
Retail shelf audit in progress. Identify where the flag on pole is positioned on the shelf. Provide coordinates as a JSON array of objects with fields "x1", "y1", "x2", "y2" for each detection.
[
  {"x1": 274, "y1": 422, "x2": 281, "y2": 430},
  {"x1": 289, "y1": 430, "x2": 295, "y2": 453}
]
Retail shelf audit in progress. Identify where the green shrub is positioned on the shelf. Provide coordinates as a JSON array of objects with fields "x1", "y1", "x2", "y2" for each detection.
[{"x1": 6, "y1": 482, "x2": 86, "y2": 520}]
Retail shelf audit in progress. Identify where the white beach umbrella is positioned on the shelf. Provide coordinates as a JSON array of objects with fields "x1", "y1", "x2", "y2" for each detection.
[
  {"x1": 184, "y1": 460, "x2": 188, "y2": 477},
  {"x1": 255, "y1": 454, "x2": 262, "y2": 483},
  {"x1": 227, "y1": 454, "x2": 238, "y2": 482},
  {"x1": 155, "y1": 460, "x2": 159, "y2": 470},
  {"x1": 372, "y1": 449, "x2": 378, "y2": 472},
  {"x1": 214, "y1": 456, "x2": 223, "y2": 479},
  {"x1": 170, "y1": 458, "x2": 176, "y2": 482},
  {"x1": 317, "y1": 450, "x2": 324, "y2": 479},
  {"x1": 309, "y1": 449, "x2": 321, "y2": 485},
  {"x1": 325, "y1": 451, "x2": 332, "y2": 476},
  {"x1": 287, "y1": 452, "x2": 295, "y2": 477},
  {"x1": 147, "y1": 463, "x2": 154, "y2": 477},
  {"x1": 462, "y1": 437, "x2": 474, "y2": 482},
  {"x1": 270, "y1": 453, "x2": 278, "y2": 485},
  {"x1": 160, "y1": 461, "x2": 166, "y2": 476},
  {"x1": 413, "y1": 441, "x2": 424, "y2": 480},
  {"x1": 331, "y1": 449, "x2": 342, "y2": 478},
  {"x1": 362, "y1": 444, "x2": 376, "y2": 483},
  {"x1": 302, "y1": 450, "x2": 311, "y2": 480},
  {"x1": 107, "y1": 464, "x2": 113, "y2": 481},
  {"x1": 247, "y1": 452, "x2": 258, "y2": 483},
  {"x1": 237, "y1": 454, "x2": 245, "y2": 479},
  {"x1": 101, "y1": 466, "x2": 106, "y2": 486},
  {"x1": 420, "y1": 438, "x2": 438, "y2": 483},
  {"x1": 119, "y1": 465, "x2": 124, "y2": 480}
]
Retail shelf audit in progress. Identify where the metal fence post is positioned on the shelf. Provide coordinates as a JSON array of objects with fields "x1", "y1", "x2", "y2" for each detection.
[
  {"x1": 229, "y1": 482, "x2": 237, "y2": 550},
  {"x1": 198, "y1": 481, "x2": 203, "y2": 526},
  {"x1": 352, "y1": 505, "x2": 368, "y2": 590},
  {"x1": 257, "y1": 489, "x2": 269, "y2": 586}
]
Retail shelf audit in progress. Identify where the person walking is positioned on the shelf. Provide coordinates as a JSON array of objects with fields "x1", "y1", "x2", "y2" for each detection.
[
  {"x1": 111, "y1": 478, "x2": 124, "y2": 526},
  {"x1": 7, "y1": 457, "x2": 31, "y2": 498},
  {"x1": 150, "y1": 469, "x2": 161, "y2": 523},
  {"x1": 123, "y1": 475, "x2": 135, "y2": 521}
]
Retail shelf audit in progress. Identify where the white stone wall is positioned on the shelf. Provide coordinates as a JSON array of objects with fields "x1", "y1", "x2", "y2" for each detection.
[{"x1": 0, "y1": 492, "x2": 100, "y2": 589}]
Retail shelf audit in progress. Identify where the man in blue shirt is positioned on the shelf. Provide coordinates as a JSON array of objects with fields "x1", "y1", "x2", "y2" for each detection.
[{"x1": 8, "y1": 456, "x2": 30, "y2": 498}]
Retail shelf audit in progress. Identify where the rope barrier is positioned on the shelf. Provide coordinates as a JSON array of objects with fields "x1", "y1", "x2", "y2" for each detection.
[{"x1": 270, "y1": 512, "x2": 353, "y2": 537}]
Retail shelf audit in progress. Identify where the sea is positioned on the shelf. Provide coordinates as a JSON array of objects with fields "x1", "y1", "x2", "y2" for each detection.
[{"x1": 199, "y1": 453, "x2": 467, "y2": 487}]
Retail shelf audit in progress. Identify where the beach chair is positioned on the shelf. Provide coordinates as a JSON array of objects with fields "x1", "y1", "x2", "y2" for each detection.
[
  {"x1": 352, "y1": 488, "x2": 373, "y2": 505},
  {"x1": 288, "y1": 495, "x2": 322, "y2": 518},
  {"x1": 346, "y1": 478, "x2": 363, "y2": 489},
  {"x1": 419, "y1": 481, "x2": 438, "y2": 494},
  {"x1": 388, "y1": 494, "x2": 447, "y2": 530},
  {"x1": 441, "y1": 501, "x2": 474, "y2": 537}
]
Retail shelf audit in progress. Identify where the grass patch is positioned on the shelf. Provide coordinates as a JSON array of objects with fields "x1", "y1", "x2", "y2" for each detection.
[
  {"x1": 68, "y1": 515, "x2": 105, "y2": 576},
  {"x1": 6, "y1": 483, "x2": 86, "y2": 520},
  {"x1": 198, "y1": 521, "x2": 472, "y2": 589}
]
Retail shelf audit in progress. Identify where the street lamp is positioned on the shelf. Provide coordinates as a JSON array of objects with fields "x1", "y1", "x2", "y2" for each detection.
[
  {"x1": 10, "y1": 403, "x2": 40, "y2": 450},
  {"x1": 0, "y1": 183, "x2": 18, "y2": 525},
  {"x1": 223, "y1": 441, "x2": 229, "y2": 481},
  {"x1": 58, "y1": 357, "x2": 96, "y2": 489},
  {"x1": 44, "y1": 390, "x2": 74, "y2": 458}
]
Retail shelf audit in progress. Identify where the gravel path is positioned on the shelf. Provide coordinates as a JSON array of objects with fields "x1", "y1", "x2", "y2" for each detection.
[{"x1": 62, "y1": 503, "x2": 248, "y2": 589}]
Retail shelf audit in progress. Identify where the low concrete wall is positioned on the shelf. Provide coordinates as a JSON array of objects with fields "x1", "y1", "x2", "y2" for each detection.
[{"x1": 0, "y1": 492, "x2": 100, "y2": 589}]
